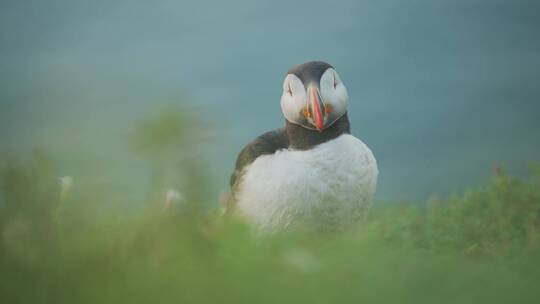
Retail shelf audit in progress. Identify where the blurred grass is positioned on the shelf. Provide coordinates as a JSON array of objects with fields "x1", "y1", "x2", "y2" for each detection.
[{"x1": 1, "y1": 108, "x2": 540, "y2": 303}]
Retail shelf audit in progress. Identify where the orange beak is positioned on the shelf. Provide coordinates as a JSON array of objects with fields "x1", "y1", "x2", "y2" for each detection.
[{"x1": 307, "y1": 85, "x2": 325, "y2": 132}]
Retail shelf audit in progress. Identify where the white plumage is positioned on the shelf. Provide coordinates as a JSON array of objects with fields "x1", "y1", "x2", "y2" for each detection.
[{"x1": 235, "y1": 134, "x2": 378, "y2": 232}]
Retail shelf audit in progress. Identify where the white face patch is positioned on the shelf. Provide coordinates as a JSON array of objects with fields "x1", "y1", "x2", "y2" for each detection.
[
  {"x1": 319, "y1": 68, "x2": 348, "y2": 125},
  {"x1": 280, "y1": 68, "x2": 349, "y2": 129},
  {"x1": 280, "y1": 74, "x2": 306, "y2": 125}
]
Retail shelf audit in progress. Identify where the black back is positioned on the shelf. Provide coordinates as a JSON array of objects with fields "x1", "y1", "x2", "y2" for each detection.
[
  {"x1": 229, "y1": 113, "x2": 350, "y2": 190},
  {"x1": 229, "y1": 128, "x2": 289, "y2": 188}
]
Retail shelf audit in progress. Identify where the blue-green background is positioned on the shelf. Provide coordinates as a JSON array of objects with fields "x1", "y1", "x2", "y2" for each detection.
[{"x1": 1, "y1": 0, "x2": 539, "y2": 202}]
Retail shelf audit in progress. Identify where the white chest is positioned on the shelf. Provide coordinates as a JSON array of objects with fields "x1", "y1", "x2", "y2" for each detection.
[{"x1": 235, "y1": 134, "x2": 378, "y2": 232}]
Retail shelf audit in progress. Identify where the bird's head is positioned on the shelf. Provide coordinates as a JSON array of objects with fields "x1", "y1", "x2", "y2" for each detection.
[{"x1": 280, "y1": 61, "x2": 348, "y2": 132}]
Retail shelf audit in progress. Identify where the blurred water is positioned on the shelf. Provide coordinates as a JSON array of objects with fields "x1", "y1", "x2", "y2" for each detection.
[{"x1": 1, "y1": 0, "x2": 539, "y2": 202}]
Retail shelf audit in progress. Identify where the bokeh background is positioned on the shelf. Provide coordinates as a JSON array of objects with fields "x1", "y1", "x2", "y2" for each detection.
[
  {"x1": 2, "y1": 2, "x2": 540, "y2": 303},
  {"x1": 1, "y1": 0, "x2": 539, "y2": 203}
]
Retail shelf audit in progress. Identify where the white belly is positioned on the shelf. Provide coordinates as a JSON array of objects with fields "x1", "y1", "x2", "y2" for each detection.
[{"x1": 235, "y1": 134, "x2": 378, "y2": 232}]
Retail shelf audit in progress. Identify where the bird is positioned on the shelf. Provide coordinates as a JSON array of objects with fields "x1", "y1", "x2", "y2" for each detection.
[{"x1": 226, "y1": 61, "x2": 378, "y2": 233}]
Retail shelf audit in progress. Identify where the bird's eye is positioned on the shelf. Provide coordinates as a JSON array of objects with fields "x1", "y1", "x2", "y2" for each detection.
[{"x1": 287, "y1": 83, "x2": 293, "y2": 96}]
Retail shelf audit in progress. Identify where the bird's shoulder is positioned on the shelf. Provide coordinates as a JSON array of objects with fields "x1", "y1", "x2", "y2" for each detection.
[{"x1": 229, "y1": 128, "x2": 288, "y2": 188}]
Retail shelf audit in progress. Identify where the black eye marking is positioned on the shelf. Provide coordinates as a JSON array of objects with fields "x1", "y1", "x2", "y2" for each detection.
[{"x1": 287, "y1": 82, "x2": 293, "y2": 96}]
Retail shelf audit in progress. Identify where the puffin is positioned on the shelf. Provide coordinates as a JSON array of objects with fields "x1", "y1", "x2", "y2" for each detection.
[{"x1": 227, "y1": 61, "x2": 378, "y2": 232}]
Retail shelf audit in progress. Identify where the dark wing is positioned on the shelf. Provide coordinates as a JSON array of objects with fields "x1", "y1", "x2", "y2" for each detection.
[{"x1": 229, "y1": 128, "x2": 289, "y2": 196}]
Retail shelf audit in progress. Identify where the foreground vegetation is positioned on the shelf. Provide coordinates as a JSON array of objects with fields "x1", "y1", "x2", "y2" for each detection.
[
  {"x1": 1, "y1": 110, "x2": 539, "y2": 303},
  {"x1": 1, "y1": 153, "x2": 539, "y2": 304}
]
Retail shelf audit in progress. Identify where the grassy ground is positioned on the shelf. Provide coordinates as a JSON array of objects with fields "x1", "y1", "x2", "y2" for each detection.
[
  {"x1": 1, "y1": 110, "x2": 539, "y2": 303},
  {"x1": 1, "y1": 152, "x2": 539, "y2": 304}
]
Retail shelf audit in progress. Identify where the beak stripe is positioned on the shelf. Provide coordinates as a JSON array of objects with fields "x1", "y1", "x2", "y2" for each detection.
[{"x1": 309, "y1": 86, "x2": 325, "y2": 132}]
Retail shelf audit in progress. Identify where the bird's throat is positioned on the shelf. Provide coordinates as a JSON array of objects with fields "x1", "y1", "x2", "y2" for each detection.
[{"x1": 286, "y1": 113, "x2": 351, "y2": 150}]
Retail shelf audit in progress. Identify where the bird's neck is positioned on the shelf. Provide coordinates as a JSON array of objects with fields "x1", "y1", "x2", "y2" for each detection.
[{"x1": 285, "y1": 113, "x2": 351, "y2": 150}]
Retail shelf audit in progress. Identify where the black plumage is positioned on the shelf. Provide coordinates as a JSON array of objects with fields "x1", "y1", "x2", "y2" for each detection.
[
  {"x1": 288, "y1": 61, "x2": 334, "y2": 86},
  {"x1": 229, "y1": 113, "x2": 350, "y2": 193},
  {"x1": 229, "y1": 128, "x2": 288, "y2": 189}
]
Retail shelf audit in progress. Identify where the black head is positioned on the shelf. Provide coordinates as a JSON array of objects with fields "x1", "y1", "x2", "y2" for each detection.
[{"x1": 287, "y1": 61, "x2": 334, "y2": 87}]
